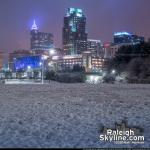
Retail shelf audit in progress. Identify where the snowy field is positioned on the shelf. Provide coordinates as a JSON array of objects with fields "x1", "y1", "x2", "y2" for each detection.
[{"x1": 0, "y1": 82, "x2": 150, "y2": 148}]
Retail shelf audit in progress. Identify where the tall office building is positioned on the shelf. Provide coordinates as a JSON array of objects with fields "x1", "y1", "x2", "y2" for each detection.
[
  {"x1": 114, "y1": 32, "x2": 144, "y2": 44},
  {"x1": 31, "y1": 20, "x2": 54, "y2": 51},
  {"x1": 87, "y1": 39, "x2": 103, "y2": 57},
  {"x1": 63, "y1": 8, "x2": 87, "y2": 55}
]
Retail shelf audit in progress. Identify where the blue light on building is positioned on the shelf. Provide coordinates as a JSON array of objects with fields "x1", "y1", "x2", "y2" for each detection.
[
  {"x1": 114, "y1": 32, "x2": 132, "y2": 36},
  {"x1": 66, "y1": 8, "x2": 83, "y2": 17},
  {"x1": 114, "y1": 31, "x2": 144, "y2": 44},
  {"x1": 14, "y1": 56, "x2": 42, "y2": 71},
  {"x1": 69, "y1": 8, "x2": 75, "y2": 14},
  {"x1": 31, "y1": 20, "x2": 38, "y2": 30}
]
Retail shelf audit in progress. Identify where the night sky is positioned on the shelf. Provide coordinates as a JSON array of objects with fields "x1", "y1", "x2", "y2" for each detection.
[{"x1": 0, "y1": 0, "x2": 150, "y2": 55}]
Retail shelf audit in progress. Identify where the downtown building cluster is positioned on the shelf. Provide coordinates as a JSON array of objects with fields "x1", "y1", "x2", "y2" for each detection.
[{"x1": 0, "y1": 8, "x2": 145, "y2": 78}]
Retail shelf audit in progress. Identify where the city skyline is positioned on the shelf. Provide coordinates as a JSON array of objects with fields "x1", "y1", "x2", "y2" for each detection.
[{"x1": 1, "y1": 0, "x2": 150, "y2": 55}]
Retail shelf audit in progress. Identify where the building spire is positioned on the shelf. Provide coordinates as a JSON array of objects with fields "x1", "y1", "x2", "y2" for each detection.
[{"x1": 31, "y1": 20, "x2": 38, "y2": 30}]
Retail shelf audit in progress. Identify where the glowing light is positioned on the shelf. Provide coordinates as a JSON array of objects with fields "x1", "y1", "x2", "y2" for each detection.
[
  {"x1": 114, "y1": 32, "x2": 132, "y2": 36},
  {"x1": 69, "y1": 8, "x2": 75, "y2": 14},
  {"x1": 71, "y1": 26, "x2": 76, "y2": 32},
  {"x1": 67, "y1": 8, "x2": 83, "y2": 17},
  {"x1": 76, "y1": 13, "x2": 82, "y2": 17},
  {"x1": 76, "y1": 9, "x2": 83, "y2": 17},
  {"x1": 49, "y1": 49, "x2": 56, "y2": 55},
  {"x1": 14, "y1": 56, "x2": 41, "y2": 71},
  {"x1": 63, "y1": 55, "x2": 82, "y2": 59},
  {"x1": 31, "y1": 20, "x2": 38, "y2": 30},
  {"x1": 112, "y1": 69, "x2": 116, "y2": 74},
  {"x1": 87, "y1": 75, "x2": 101, "y2": 84},
  {"x1": 88, "y1": 39, "x2": 101, "y2": 43},
  {"x1": 39, "y1": 62, "x2": 42, "y2": 66},
  {"x1": 48, "y1": 62, "x2": 53, "y2": 66},
  {"x1": 83, "y1": 51, "x2": 91, "y2": 54},
  {"x1": 42, "y1": 55, "x2": 49, "y2": 60},
  {"x1": 52, "y1": 56, "x2": 59, "y2": 60},
  {"x1": 27, "y1": 66, "x2": 31, "y2": 70},
  {"x1": 77, "y1": 9, "x2": 82, "y2": 13}
]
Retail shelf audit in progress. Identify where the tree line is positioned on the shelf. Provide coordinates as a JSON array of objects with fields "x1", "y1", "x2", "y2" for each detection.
[{"x1": 108, "y1": 42, "x2": 150, "y2": 83}]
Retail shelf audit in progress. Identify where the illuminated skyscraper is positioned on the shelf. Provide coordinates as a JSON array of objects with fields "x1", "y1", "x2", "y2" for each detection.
[
  {"x1": 63, "y1": 8, "x2": 87, "y2": 55},
  {"x1": 30, "y1": 20, "x2": 54, "y2": 51}
]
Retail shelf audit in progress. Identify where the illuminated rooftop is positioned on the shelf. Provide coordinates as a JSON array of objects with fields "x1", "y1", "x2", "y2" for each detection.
[
  {"x1": 66, "y1": 8, "x2": 83, "y2": 17},
  {"x1": 31, "y1": 20, "x2": 38, "y2": 30},
  {"x1": 114, "y1": 32, "x2": 132, "y2": 36}
]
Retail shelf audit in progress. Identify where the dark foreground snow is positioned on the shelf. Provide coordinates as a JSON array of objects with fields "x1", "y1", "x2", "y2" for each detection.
[{"x1": 0, "y1": 82, "x2": 150, "y2": 148}]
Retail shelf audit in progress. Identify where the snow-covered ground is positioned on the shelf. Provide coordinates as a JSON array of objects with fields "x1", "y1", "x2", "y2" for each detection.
[{"x1": 0, "y1": 82, "x2": 150, "y2": 148}]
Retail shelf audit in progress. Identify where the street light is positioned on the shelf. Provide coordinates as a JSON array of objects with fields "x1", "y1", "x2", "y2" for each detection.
[
  {"x1": 111, "y1": 69, "x2": 116, "y2": 74},
  {"x1": 27, "y1": 66, "x2": 31, "y2": 79},
  {"x1": 27, "y1": 66, "x2": 31, "y2": 70},
  {"x1": 49, "y1": 49, "x2": 56, "y2": 56},
  {"x1": 41, "y1": 55, "x2": 49, "y2": 84},
  {"x1": 39, "y1": 62, "x2": 42, "y2": 66}
]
